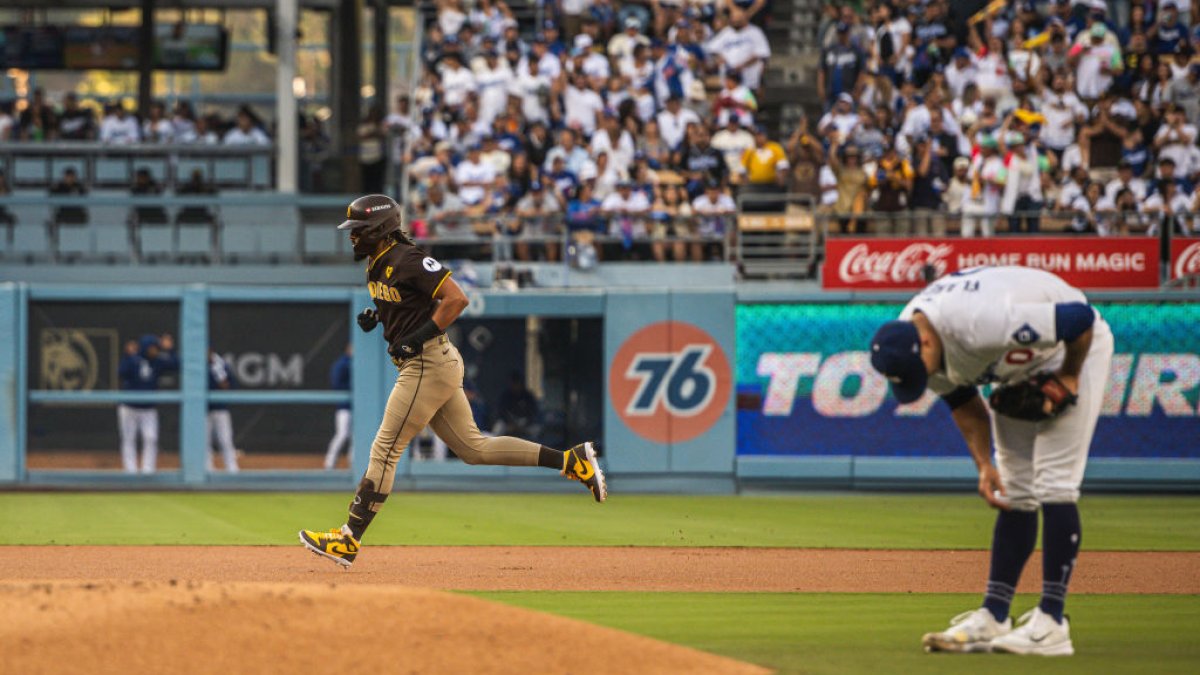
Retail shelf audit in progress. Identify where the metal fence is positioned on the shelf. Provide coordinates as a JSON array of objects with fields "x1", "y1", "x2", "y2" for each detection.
[{"x1": 0, "y1": 142, "x2": 275, "y2": 191}]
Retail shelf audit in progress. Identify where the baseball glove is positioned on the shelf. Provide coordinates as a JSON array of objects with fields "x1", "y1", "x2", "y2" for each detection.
[{"x1": 988, "y1": 372, "x2": 1078, "y2": 421}]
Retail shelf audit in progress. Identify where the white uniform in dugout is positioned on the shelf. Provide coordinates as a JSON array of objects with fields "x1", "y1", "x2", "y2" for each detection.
[{"x1": 898, "y1": 266, "x2": 1113, "y2": 508}]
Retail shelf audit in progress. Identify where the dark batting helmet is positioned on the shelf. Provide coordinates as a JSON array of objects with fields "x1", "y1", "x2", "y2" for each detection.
[{"x1": 338, "y1": 194, "x2": 407, "y2": 257}]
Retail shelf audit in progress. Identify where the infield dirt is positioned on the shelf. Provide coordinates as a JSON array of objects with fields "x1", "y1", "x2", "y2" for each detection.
[{"x1": 2, "y1": 547, "x2": 1195, "y2": 674}]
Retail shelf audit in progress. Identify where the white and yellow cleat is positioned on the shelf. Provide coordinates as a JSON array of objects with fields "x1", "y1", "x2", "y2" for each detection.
[
  {"x1": 922, "y1": 608, "x2": 1012, "y2": 653},
  {"x1": 299, "y1": 525, "x2": 359, "y2": 568},
  {"x1": 991, "y1": 608, "x2": 1075, "y2": 656}
]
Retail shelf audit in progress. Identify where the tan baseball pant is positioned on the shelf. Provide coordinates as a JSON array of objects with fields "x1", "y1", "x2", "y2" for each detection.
[{"x1": 349, "y1": 334, "x2": 542, "y2": 532}]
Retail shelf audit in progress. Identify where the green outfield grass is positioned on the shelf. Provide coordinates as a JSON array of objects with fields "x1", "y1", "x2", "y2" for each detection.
[
  {"x1": 471, "y1": 592, "x2": 1200, "y2": 675},
  {"x1": 1, "y1": 492, "x2": 1198, "y2": 549}
]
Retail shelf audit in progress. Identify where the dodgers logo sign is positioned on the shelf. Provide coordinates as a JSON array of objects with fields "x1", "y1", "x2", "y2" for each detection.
[{"x1": 609, "y1": 321, "x2": 731, "y2": 443}]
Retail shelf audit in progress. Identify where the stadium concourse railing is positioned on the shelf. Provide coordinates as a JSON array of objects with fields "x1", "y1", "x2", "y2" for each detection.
[
  {"x1": 0, "y1": 142, "x2": 275, "y2": 191},
  {"x1": 0, "y1": 194, "x2": 740, "y2": 267}
]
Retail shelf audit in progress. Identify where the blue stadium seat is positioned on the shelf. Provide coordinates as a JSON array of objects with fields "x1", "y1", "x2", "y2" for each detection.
[
  {"x1": 300, "y1": 206, "x2": 351, "y2": 260},
  {"x1": 4, "y1": 191, "x2": 48, "y2": 261},
  {"x1": 219, "y1": 198, "x2": 299, "y2": 262}
]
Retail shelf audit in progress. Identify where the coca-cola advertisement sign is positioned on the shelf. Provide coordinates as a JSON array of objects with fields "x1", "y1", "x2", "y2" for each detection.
[
  {"x1": 1170, "y1": 238, "x2": 1200, "y2": 280},
  {"x1": 824, "y1": 237, "x2": 1161, "y2": 290}
]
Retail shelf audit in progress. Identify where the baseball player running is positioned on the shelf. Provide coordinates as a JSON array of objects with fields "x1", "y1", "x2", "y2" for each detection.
[
  {"x1": 300, "y1": 195, "x2": 606, "y2": 568},
  {"x1": 869, "y1": 266, "x2": 1113, "y2": 657}
]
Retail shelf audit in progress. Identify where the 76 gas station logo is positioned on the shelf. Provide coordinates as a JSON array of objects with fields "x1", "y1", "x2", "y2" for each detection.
[
  {"x1": 625, "y1": 344, "x2": 716, "y2": 417},
  {"x1": 610, "y1": 322, "x2": 731, "y2": 444}
]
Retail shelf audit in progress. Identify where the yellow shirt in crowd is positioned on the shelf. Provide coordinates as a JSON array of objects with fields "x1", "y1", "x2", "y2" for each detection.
[{"x1": 741, "y1": 142, "x2": 788, "y2": 184}]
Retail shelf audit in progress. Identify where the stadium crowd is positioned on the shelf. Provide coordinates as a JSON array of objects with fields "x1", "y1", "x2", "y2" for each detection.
[
  {"x1": 4, "y1": 0, "x2": 1200, "y2": 260},
  {"x1": 0, "y1": 93, "x2": 271, "y2": 147},
  {"x1": 400, "y1": 0, "x2": 778, "y2": 262},
  {"x1": 806, "y1": 0, "x2": 1200, "y2": 237}
]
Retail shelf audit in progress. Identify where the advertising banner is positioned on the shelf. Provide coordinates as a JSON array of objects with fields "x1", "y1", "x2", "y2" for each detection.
[
  {"x1": 823, "y1": 238, "x2": 1160, "y2": 290},
  {"x1": 737, "y1": 303, "x2": 1200, "y2": 459},
  {"x1": 1169, "y1": 238, "x2": 1200, "y2": 281}
]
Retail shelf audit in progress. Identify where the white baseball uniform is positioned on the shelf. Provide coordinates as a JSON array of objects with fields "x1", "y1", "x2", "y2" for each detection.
[
  {"x1": 323, "y1": 409, "x2": 352, "y2": 470},
  {"x1": 118, "y1": 404, "x2": 159, "y2": 473},
  {"x1": 899, "y1": 266, "x2": 1114, "y2": 509},
  {"x1": 207, "y1": 353, "x2": 240, "y2": 473}
]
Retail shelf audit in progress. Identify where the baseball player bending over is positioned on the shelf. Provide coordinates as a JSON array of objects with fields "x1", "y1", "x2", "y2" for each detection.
[
  {"x1": 870, "y1": 266, "x2": 1113, "y2": 657},
  {"x1": 301, "y1": 195, "x2": 606, "y2": 568}
]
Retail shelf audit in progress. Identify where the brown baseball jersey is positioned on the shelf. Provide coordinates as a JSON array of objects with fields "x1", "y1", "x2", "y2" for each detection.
[
  {"x1": 365, "y1": 241, "x2": 452, "y2": 353},
  {"x1": 353, "y1": 240, "x2": 543, "y2": 520}
]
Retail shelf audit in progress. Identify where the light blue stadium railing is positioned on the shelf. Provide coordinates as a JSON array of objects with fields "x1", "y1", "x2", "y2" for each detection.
[
  {"x1": 4, "y1": 284, "x2": 364, "y2": 487},
  {"x1": 0, "y1": 282, "x2": 612, "y2": 489}
]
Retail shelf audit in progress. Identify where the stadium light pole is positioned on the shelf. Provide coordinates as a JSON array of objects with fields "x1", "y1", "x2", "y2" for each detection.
[{"x1": 276, "y1": 0, "x2": 299, "y2": 193}]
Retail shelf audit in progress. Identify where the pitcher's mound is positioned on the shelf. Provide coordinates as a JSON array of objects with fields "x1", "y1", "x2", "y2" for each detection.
[{"x1": 0, "y1": 581, "x2": 770, "y2": 675}]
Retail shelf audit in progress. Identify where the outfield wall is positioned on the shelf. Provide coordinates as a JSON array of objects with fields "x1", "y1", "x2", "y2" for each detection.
[{"x1": 1, "y1": 282, "x2": 1197, "y2": 492}]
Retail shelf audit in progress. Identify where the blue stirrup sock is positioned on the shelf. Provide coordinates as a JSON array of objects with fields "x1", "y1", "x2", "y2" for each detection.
[
  {"x1": 1039, "y1": 503, "x2": 1082, "y2": 623},
  {"x1": 982, "y1": 509, "x2": 1039, "y2": 622}
]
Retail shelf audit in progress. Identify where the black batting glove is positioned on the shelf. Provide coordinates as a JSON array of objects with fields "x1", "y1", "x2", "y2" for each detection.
[
  {"x1": 356, "y1": 308, "x2": 379, "y2": 333},
  {"x1": 389, "y1": 319, "x2": 441, "y2": 362}
]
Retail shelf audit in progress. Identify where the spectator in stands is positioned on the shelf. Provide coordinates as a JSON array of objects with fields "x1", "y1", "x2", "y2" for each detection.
[
  {"x1": 49, "y1": 167, "x2": 88, "y2": 228},
  {"x1": 714, "y1": 116, "x2": 756, "y2": 175},
  {"x1": 740, "y1": 125, "x2": 789, "y2": 212},
  {"x1": 1106, "y1": 158, "x2": 1148, "y2": 203},
  {"x1": 0, "y1": 101, "x2": 14, "y2": 141},
  {"x1": 544, "y1": 128, "x2": 591, "y2": 175},
  {"x1": 99, "y1": 103, "x2": 140, "y2": 145},
  {"x1": 514, "y1": 180, "x2": 562, "y2": 261},
  {"x1": 829, "y1": 143, "x2": 869, "y2": 234},
  {"x1": 602, "y1": 179, "x2": 651, "y2": 257},
  {"x1": 1142, "y1": 180, "x2": 1194, "y2": 235},
  {"x1": 656, "y1": 94, "x2": 701, "y2": 151},
  {"x1": 591, "y1": 111, "x2": 637, "y2": 174},
  {"x1": 58, "y1": 93, "x2": 96, "y2": 141},
  {"x1": 1002, "y1": 132, "x2": 1045, "y2": 233},
  {"x1": 560, "y1": 71, "x2": 605, "y2": 137},
  {"x1": 910, "y1": 134, "x2": 948, "y2": 236},
  {"x1": 423, "y1": 179, "x2": 468, "y2": 239},
  {"x1": 636, "y1": 118, "x2": 672, "y2": 168},
  {"x1": 867, "y1": 139, "x2": 914, "y2": 234},
  {"x1": 690, "y1": 180, "x2": 736, "y2": 261},
  {"x1": 707, "y1": 8, "x2": 771, "y2": 92},
  {"x1": 1110, "y1": 187, "x2": 1148, "y2": 236},
  {"x1": 650, "y1": 183, "x2": 688, "y2": 262},
  {"x1": 609, "y1": 16, "x2": 649, "y2": 61},
  {"x1": 358, "y1": 105, "x2": 387, "y2": 194},
  {"x1": 437, "y1": 0, "x2": 468, "y2": 36},
  {"x1": 786, "y1": 117, "x2": 826, "y2": 197},
  {"x1": 193, "y1": 114, "x2": 221, "y2": 145},
  {"x1": 818, "y1": 22, "x2": 865, "y2": 105},
  {"x1": 172, "y1": 101, "x2": 198, "y2": 143},
  {"x1": 962, "y1": 135, "x2": 1002, "y2": 238},
  {"x1": 131, "y1": 167, "x2": 162, "y2": 197},
  {"x1": 454, "y1": 142, "x2": 496, "y2": 209},
  {"x1": 223, "y1": 106, "x2": 270, "y2": 145},
  {"x1": 1068, "y1": 180, "x2": 1113, "y2": 234},
  {"x1": 1167, "y1": 63, "x2": 1200, "y2": 126},
  {"x1": 18, "y1": 88, "x2": 55, "y2": 141},
  {"x1": 679, "y1": 125, "x2": 728, "y2": 199},
  {"x1": 142, "y1": 102, "x2": 174, "y2": 143}
]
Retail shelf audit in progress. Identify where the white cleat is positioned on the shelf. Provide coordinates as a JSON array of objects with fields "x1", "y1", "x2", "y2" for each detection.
[
  {"x1": 991, "y1": 607, "x2": 1075, "y2": 656},
  {"x1": 922, "y1": 608, "x2": 1012, "y2": 653}
]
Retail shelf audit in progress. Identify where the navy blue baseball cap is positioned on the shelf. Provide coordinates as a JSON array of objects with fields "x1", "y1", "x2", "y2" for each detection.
[{"x1": 870, "y1": 320, "x2": 927, "y2": 404}]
